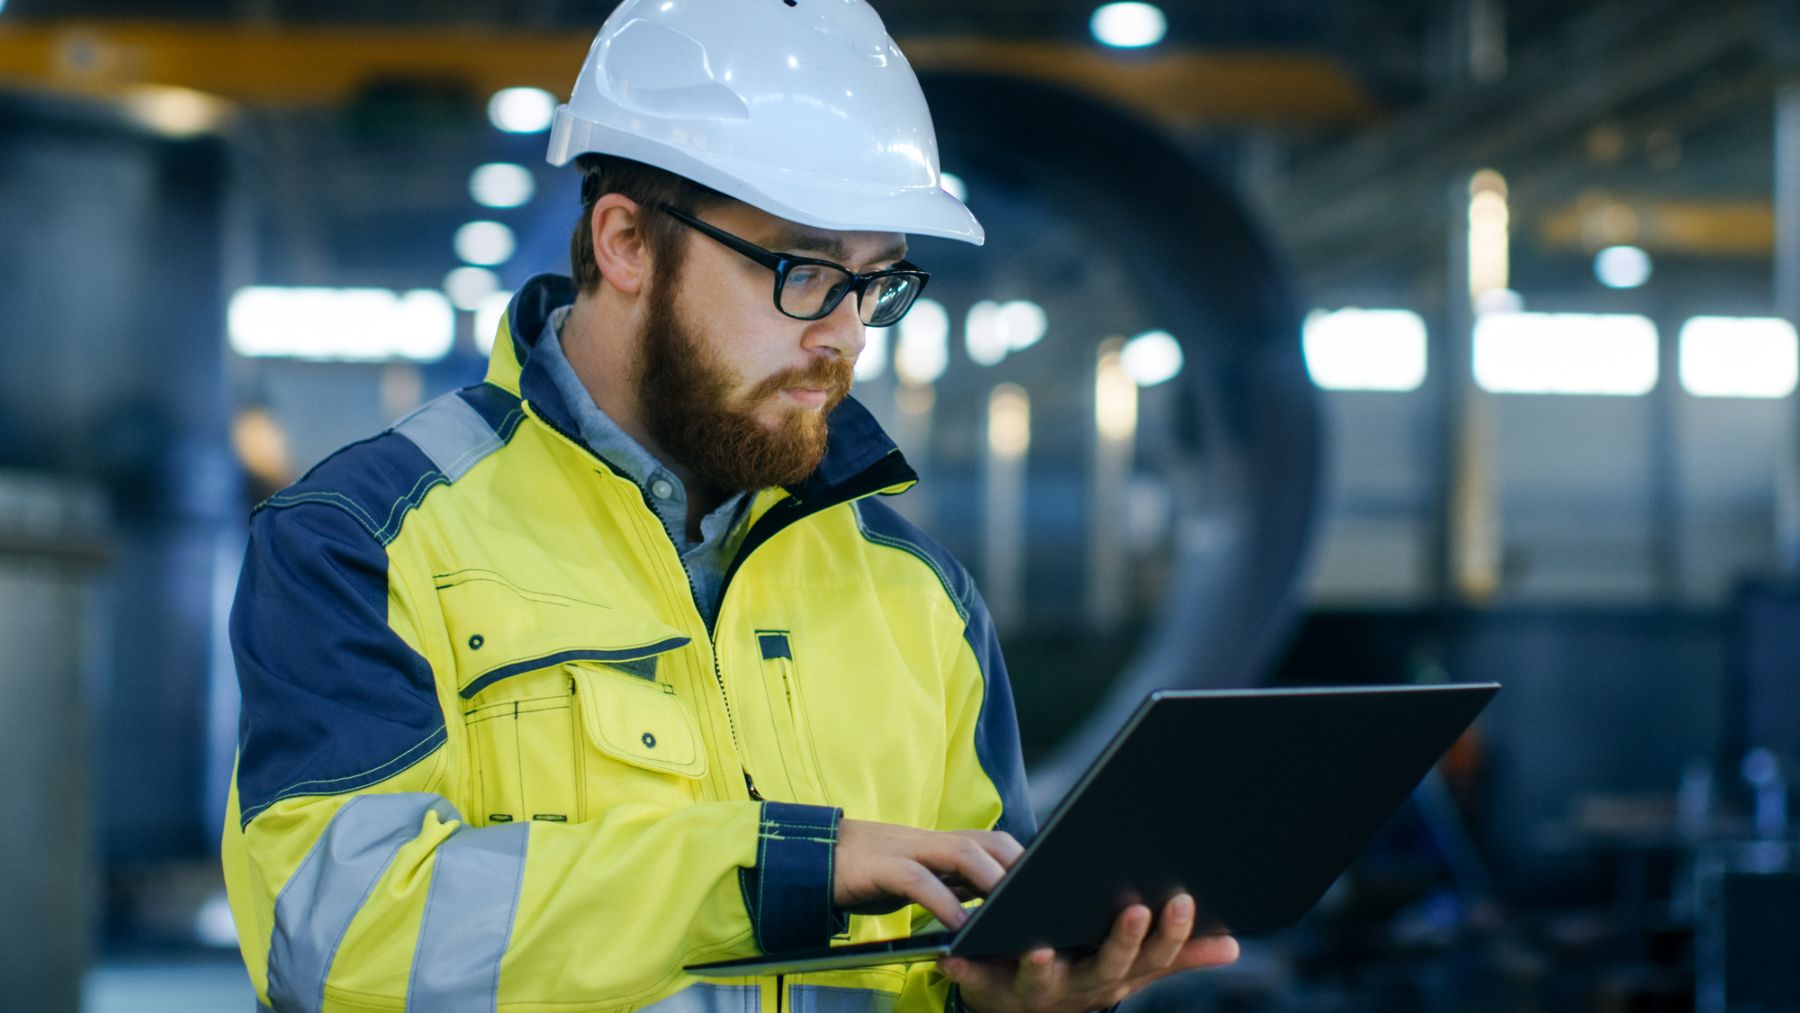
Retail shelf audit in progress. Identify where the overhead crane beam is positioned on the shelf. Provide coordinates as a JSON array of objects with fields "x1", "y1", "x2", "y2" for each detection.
[
  {"x1": 0, "y1": 22, "x2": 1382, "y2": 129},
  {"x1": 1272, "y1": 0, "x2": 1768, "y2": 277}
]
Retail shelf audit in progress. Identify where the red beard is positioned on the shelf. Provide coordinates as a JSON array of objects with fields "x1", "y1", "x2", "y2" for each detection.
[{"x1": 637, "y1": 281, "x2": 854, "y2": 492}]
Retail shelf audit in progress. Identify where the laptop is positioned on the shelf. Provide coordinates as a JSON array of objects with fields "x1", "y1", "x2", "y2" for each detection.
[{"x1": 686, "y1": 683, "x2": 1499, "y2": 976}]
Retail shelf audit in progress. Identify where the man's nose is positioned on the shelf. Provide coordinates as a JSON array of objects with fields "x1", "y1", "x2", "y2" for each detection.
[{"x1": 802, "y1": 288, "x2": 868, "y2": 363}]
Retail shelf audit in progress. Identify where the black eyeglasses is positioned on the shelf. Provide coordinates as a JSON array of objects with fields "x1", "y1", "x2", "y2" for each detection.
[{"x1": 658, "y1": 204, "x2": 929, "y2": 328}]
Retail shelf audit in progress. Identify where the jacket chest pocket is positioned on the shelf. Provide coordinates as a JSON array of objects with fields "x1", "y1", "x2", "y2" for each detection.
[
  {"x1": 462, "y1": 671, "x2": 588, "y2": 826},
  {"x1": 571, "y1": 663, "x2": 709, "y2": 814},
  {"x1": 750, "y1": 630, "x2": 835, "y2": 806},
  {"x1": 437, "y1": 570, "x2": 703, "y2": 826}
]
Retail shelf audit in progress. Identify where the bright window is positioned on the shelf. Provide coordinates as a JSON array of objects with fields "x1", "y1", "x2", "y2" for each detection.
[
  {"x1": 854, "y1": 326, "x2": 889, "y2": 381},
  {"x1": 1679, "y1": 316, "x2": 1799, "y2": 398},
  {"x1": 1473, "y1": 312, "x2": 1658, "y2": 395},
  {"x1": 229, "y1": 287, "x2": 454, "y2": 362},
  {"x1": 1303, "y1": 308, "x2": 1428, "y2": 391},
  {"x1": 895, "y1": 298, "x2": 949, "y2": 385}
]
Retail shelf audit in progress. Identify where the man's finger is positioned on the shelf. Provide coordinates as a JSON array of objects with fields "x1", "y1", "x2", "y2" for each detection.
[
  {"x1": 1170, "y1": 933, "x2": 1240, "y2": 971},
  {"x1": 920, "y1": 835, "x2": 1009, "y2": 895},
  {"x1": 1012, "y1": 946, "x2": 1059, "y2": 997},
  {"x1": 1081, "y1": 903, "x2": 1151, "y2": 986},
  {"x1": 1132, "y1": 894, "x2": 1194, "y2": 974},
  {"x1": 889, "y1": 861, "x2": 970, "y2": 929},
  {"x1": 937, "y1": 954, "x2": 1013, "y2": 994},
  {"x1": 957, "y1": 829, "x2": 1025, "y2": 868}
]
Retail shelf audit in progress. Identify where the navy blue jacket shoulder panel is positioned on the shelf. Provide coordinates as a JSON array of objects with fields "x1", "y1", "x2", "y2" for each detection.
[
  {"x1": 232, "y1": 496, "x2": 445, "y2": 827},
  {"x1": 258, "y1": 384, "x2": 522, "y2": 545},
  {"x1": 234, "y1": 384, "x2": 524, "y2": 827}
]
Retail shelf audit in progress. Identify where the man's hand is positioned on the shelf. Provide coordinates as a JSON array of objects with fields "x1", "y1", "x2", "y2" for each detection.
[
  {"x1": 937, "y1": 894, "x2": 1239, "y2": 1013},
  {"x1": 831, "y1": 818, "x2": 1025, "y2": 929}
]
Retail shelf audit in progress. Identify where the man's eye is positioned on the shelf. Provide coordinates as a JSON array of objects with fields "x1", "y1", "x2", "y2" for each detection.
[{"x1": 787, "y1": 266, "x2": 826, "y2": 289}]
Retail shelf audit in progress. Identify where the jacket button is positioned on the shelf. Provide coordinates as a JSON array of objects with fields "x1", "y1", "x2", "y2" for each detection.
[
  {"x1": 651, "y1": 479, "x2": 674, "y2": 500},
  {"x1": 468, "y1": 634, "x2": 484, "y2": 650},
  {"x1": 641, "y1": 732, "x2": 656, "y2": 749}
]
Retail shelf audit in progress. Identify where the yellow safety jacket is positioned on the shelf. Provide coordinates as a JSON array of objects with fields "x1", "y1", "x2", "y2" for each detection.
[{"x1": 221, "y1": 275, "x2": 1034, "y2": 1012}]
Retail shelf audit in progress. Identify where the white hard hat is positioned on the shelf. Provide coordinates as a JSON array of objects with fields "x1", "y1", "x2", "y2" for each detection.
[{"x1": 547, "y1": 0, "x2": 983, "y2": 246}]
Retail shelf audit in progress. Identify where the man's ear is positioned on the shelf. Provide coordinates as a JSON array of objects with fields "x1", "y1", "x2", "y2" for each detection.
[{"x1": 590, "y1": 193, "x2": 650, "y2": 296}]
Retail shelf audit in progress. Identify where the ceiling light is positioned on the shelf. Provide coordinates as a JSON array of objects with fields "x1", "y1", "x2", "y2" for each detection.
[
  {"x1": 469, "y1": 163, "x2": 536, "y2": 208},
  {"x1": 967, "y1": 300, "x2": 1048, "y2": 366},
  {"x1": 443, "y1": 267, "x2": 500, "y2": 311},
  {"x1": 454, "y1": 221, "x2": 516, "y2": 267},
  {"x1": 125, "y1": 85, "x2": 228, "y2": 138},
  {"x1": 1594, "y1": 245, "x2": 1652, "y2": 289},
  {"x1": 487, "y1": 87, "x2": 557, "y2": 133},
  {"x1": 1091, "y1": 2, "x2": 1167, "y2": 48},
  {"x1": 967, "y1": 302, "x2": 1008, "y2": 366},
  {"x1": 1121, "y1": 330, "x2": 1183, "y2": 386},
  {"x1": 1095, "y1": 343, "x2": 1139, "y2": 440},
  {"x1": 988, "y1": 384, "x2": 1031, "y2": 458}
]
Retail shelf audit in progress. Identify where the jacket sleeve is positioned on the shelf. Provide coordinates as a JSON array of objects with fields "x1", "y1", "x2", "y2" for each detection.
[
  {"x1": 220, "y1": 500, "x2": 838, "y2": 1012},
  {"x1": 898, "y1": 584, "x2": 1038, "y2": 1011}
]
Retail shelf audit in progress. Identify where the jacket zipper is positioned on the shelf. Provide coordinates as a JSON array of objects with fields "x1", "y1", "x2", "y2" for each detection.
[
  {"x1": 719, "y1": 649, "x2": 762, "y2": 800},
  {"x1": 524, "y1": 399, "x2": 774, "y2": 801},
  {"x1": 523, "y1": 397, "x2": 904, "y2": 1007},
  {"x1": 521, "y1": 398, "x2": 913, "y2": 808}
]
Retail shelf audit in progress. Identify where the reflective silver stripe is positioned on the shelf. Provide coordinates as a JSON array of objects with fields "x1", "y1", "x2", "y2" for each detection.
[
  {"x1": 266, "y1": 793, "x2": 459, "y2": 1013},
  {"x1": 405, "y1": 821, "x2": 530, "y2": 1012},
  {"x1": 641, "y1": 982, "x2": 760, "y2": 1011},
  {"x1": 788, "y1": 985, "x2": 898, "y2": 1013},
  {"x1": 394, "y1": 395, "x2": 502, "y2": 482}
]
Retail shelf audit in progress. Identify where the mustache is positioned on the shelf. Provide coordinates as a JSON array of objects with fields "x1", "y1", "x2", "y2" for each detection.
[{"x1": 747, "y1": 355, "x2": 856, "y2": 405}]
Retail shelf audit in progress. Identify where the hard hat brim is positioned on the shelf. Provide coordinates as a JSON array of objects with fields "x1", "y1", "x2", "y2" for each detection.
[{"x1": 549, "y1": 108, "x2": 985, "y2": 247}]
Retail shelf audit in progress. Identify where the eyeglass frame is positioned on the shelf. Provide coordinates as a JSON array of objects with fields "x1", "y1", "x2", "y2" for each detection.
[{"x1": 656, "y1": 203, "x2": 930, "y2": 328}]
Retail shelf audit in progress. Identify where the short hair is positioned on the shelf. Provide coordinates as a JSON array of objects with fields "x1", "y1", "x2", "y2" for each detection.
[{"x1": 569, "y1": 155, "x2": 729, "y2": 295}]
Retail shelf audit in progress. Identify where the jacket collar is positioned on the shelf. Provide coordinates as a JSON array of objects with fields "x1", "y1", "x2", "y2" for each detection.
[{"x1": 486, "y1": 273, "x2": 916, "y2": 504}]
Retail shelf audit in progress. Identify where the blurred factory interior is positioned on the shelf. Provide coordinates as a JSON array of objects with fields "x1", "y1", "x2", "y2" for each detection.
[{"x1": 3, "y1": 0, "x2": 1799, "y2": 1008}]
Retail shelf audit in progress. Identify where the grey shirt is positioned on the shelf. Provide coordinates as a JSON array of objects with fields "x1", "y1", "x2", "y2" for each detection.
[{"x1": 536, "y1": 306, "x2": 752, "y2": 629}]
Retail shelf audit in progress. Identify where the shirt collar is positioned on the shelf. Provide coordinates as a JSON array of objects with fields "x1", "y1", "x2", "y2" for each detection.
[{"x1": 533, "y1": 304, "x2": 669, "y2": 491}]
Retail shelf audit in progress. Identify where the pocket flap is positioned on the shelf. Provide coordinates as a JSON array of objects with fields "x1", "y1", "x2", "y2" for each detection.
[
  {"x1": 572, "y1": 666, "x2": 708, "y2": 779},
  {"x1": 436, "y1": 569, "x2": 691, "y2": 699}
]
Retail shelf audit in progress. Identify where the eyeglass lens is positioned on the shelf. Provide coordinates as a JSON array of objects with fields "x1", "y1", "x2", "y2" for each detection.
[{"x1": 778, "y1": 264, "x2": 920, "y2": 326}]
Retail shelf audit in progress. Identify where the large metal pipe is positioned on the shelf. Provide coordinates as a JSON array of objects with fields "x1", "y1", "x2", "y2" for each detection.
[
  {"x1": 0, "y1": 473, "x2": 108, "y2": 1013},
  {"x1": 0, "y1": 88, "x2": 236, "y2": 879},
  {"x1": 918, "y1": 74, "x2": 1324, "y2": 807}
]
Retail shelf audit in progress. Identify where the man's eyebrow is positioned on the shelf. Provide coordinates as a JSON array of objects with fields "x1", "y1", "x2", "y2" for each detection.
[{"x1": 762, "y1": 230, "x2": 909, "y2": 268}]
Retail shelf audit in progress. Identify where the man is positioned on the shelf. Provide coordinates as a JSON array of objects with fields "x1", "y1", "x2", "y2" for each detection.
[{"x1": 221, "y1": 1, "x2": 1236, "y2": 1009}]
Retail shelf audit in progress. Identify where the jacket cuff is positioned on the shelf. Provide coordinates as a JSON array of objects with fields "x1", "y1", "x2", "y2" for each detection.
[{"x1": 739, "y1": 801, "x2": 843, "y2": 953}]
